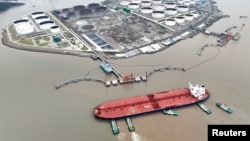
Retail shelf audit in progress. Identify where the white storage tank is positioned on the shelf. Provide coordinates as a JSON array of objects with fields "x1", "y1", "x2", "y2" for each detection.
[
  {"x1": 165, "y1": 2, "x2": 176, "y2": 8},
  {"x1": 191, "y1": 11, "x2": 199, "y2": 18},
  {"x1": 165, "y1": 18, "x2": 176, "y2": 26},
  {"x1": 128, "y1": 3, "x2": 140, "y2": 9},
  {"x1": 131, "y1": 0, "x2": 142, "y2": 3},
  {"x1": 177, "y1": 5, "x2": 189, "y2": 12},
  {"x1": 13, "y1": 19, "x2": 34, "y2": 34},
  {"x1": 190, "y1": 0, "x2": 196, "y2": 5},
  {"x1": 152, "y1": 11, "x2": 165, "y2": 18},
  {"x1": 140, "y1": 0, "x2": 151, "y2": 7},
  {"x1": 119, "y1": 1, "x2": 130, "y2": 7},
  {"x1": 151, "y1": 0, "x2": 162, "y2": 5},
  {"x1": 178, "y1": 0, "x2": 184, "y2": 4},
  {"x1": 185, "y1": 13, "x2": 194, "y2": 21},
  {"x1": 140, "y1": 7, "x2": 153, "y2": 14},
  {"x1": 39, "y1": 21, "x2": 55, "y2": 30},
  {"x1": 31, "y1": 12, "x2": 46, "y2": 19},
  {"x1": 166, "y1": 8, "x2": 177, "y2": 15},
  {"x1": 175, "y1": 16, "x2": 185, "y2": 24},
  {"x1": 152, "y1": 4, "x2": 165, "y2": 11},
  {"x1": 50, "y1": 25, "x2": 60, "y2": 33}
]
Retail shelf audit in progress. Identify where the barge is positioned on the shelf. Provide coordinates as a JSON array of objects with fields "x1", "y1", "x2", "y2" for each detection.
[{"x1": 94, "y1": 82, "x2": 210, "y2": 119}]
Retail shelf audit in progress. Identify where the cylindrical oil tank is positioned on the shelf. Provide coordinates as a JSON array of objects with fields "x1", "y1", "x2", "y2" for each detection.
[
  {"x1": 50, "y1": 25, "x2": 60, "y2": 33},
  {"x1": 152, "y1": 11, "x2": 165, "y2": 18},
  {"x1": 31, "y1": 12, "x2": 45, "y2": 19},
  {"x1": 177, "y1": 5, "x2": 189, "y2": 12},
  {"x1": 152, "y1": 4, "x2": 165, "y2": 11},
  {"x1": 13, "y1": 19, "x2": 34, "y2": 34},
  {"x1": 191, "y1": 11, "x2": 199, "y2": 18},
  {"x1": 151, "y1": 0, "x2": 162, "y2": 5},
  {"x1": 39, "y1": 21, "x2": 55, "y2": 30},
  {"x1": 88, "y1": 3, "x2": 100, "y2": 9},
  {"x1": 175, "y1": 16, "x2": 185, "y2": 24},
  {"x1": 131, "y1": 0, "x2": 141, "y2": 3},
  {"x1": 178, "y1": 0, "x2": 184, "y2": 4},
  {"x1": 185, "y1": 13, "x2": 194, "y2": 21},
  {"x1": 140, "y1": 0, "x2": 151, "y2": 7},
  {"x1": 119, "y1": 1, "x2": 130, "y2": 7},
  {"x1": 73, "y1": 5, "x2": 85, "y2": 12},
  {"x1": 79, "y1": 8, "x2": 92, "y2": 15},
  {"x1": 128, "y1": 3, "x2": 140, "y2": 9},
  {"x1": 166, "y1": 8, "x2": 177, "y2": 15},
  {"x1": 35, "y1": 16, "x2": 50, "y2": 24},
  {"x1": 140, "y1": 7, "x2": 153, "y2": 14},
  {"x1": 165, "y1": 2, "x2": 176, "y2": 8},
  {"x1": 190, "y1": 0, "x2": 196, "y2": 5},
  {"x1": 95, "y1": 6, "x2": 107, "y2": 13},
  {"x1": 165, "y1": 18, "x2": 176, "y2": 26}
]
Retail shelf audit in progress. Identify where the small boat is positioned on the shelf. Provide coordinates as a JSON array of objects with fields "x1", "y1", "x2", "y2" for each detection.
[
  {"x1": 162, "y1": 109, "x2": 179, "y2": 116},
  {"x1": 197, "y1": 103, "x2": 212, "y2": 114},
  {"x1": 216, "y1": 102, "x2": 233, "y2": 114}
]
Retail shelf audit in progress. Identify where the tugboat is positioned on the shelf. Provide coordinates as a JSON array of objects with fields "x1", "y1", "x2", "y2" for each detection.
[
  {"x1": 125, "y1": 117, "x2": 135, "y2": 131},
  {"x1": 216, "y1": 102, "x2": 233, "y2": 114},
  {"x1": 162, "y1": 109, "x2": 179, "y2": 116},
  {"x1": 197, "y1": 103, "x2": 212, "y2": 114},
  {"x1": 110, "y1": 119, "x2": 119, "y2": 135}
]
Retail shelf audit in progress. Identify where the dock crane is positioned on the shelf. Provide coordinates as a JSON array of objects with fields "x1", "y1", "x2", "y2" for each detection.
[{"x1": 233, "y1": 24, "x2": 245, "y2": 41}]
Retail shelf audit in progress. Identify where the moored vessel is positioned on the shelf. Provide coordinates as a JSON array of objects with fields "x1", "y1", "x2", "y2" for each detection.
[
  {"x1": 197, "y1": 103, "x2": 212, "y2": 114},
  {"x1": 94, "y1": 82, "x2": 210, "y2": 119},
  {"x1": 216, "y1": 102, "x2": 233, "y2": 114},
  {"x1": 110, "y1": 119, "x2": 119, "y2": 135},
  {"x1": 162, "y1": 109, "x2": 179, "y2": 116}
]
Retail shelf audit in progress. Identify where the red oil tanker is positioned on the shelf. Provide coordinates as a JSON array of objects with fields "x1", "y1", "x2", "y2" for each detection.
[{"x1": 94, "y1": 83, "x2": 210, "y2": 119}]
